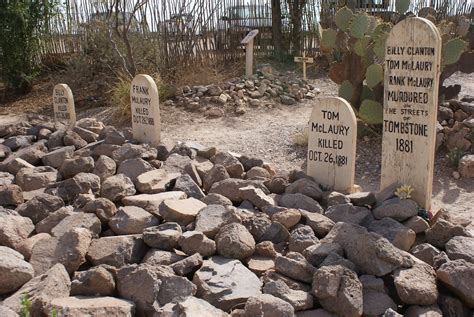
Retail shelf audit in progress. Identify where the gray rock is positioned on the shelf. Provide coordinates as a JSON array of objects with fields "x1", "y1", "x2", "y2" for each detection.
[
  {"x1": 16, "y1": 233, "x2": 51, "y2": 261},
  {"x1": 2, "y1": 264, "x2": 71, "y2": 315},
  {"x1": 60, "y1": 156, "x2": 94, "y2": 178},
  {"x1": 209, "y1": 178, "x2": 269, "y2": 204},
  {"x1": 404, "y1": 305, "x2": 443, "y2": 317},
  {"x1": 82, "y1": 197, "x2": 117, "y2": 224},
  {"x1": 264, "y1": 176, "x2": 288, "y2": 194},
  {"x1": 403, "y1": 216, "x2": 430, "y2": 234},
  {"x1": 143, "y1": 222, "x2": 182, "y2": 250},
  {"x1": 142, "y1": 249, "x2": 185, "y2": 266},
  {"x1": 160, "y1": 197, "x2": 207, "y2": 225},
  {"x1": 135, "y1": 169, "x2": 180, "y2": 194},
  {"x1": 363, "y1": 290, "x2": 397, "y2": 317},
  {"x1": 195, "y1": 204, "x2": 240, "y2": 239},
  {"x1": 325, "y1": 191, "x2": 350, "y2": 206},
  {"x1": 51, "y1": 212, "x2": 101, "y2": 238},
  {"x1": 117, "y1": 158, "x2": 154, "y2": 183},
  {"x1": 0, "y1": 211, "x2": 35, "y2": 249},
  {"x1": 35, "y1": 206, "x2": 74, "y2": 234},
  {"x1": 325, "y1": 204, "x2": 373, "y2": 226},
  {"x1": 109, "y1": 206, "x2": 159, "y2": 235},
  {"x1": 50, "y1": 296, "x2": 135, "y2": 316},
  {"x1": 247, "y1": 166, "x2": 271, "y2": 180},
  {"x1": 263, "y1": 280, "x2": 313, "y2": 311},
  {"x1": 275, "y1": 252, "x2": 315, "y2": 283},
  {"x1": 101, "y1": 174, "x2": 136, "y2": 202},
  {"x1": 170, "y1": 253, "x2": 203, "y2": 276},
  {"x1": 438, "y1": 293, "x2": 471, "y2": 317},
  {"x1": 410, "y1": 243, "x2": 441, "y2": 266},
  {"x1": 201, "y1": 193, "x2": 233, "y2": 206},
  {"x1": 240, "y1": 185, "x2": 275, "y2": 209},
  {"x1": 0, "y1": 171, "x2": 14, "y2": 186},
  {"x1": 154, "y1": 296, "x2": 227, "y2": 317},
  {"x1": 157, "y1": 274, "x2": 197, "y2": 306},
  {"x1": 243, "y1": 294, "x2": 295, "y2": 317},
  {"x1": 87, "y1": 235, "x2": 147, "y2": 267},
  {"x1": 70, "y1": 265, "x2": 116, "y2": 296},
  {"x1": 216, "y1": 223, "x2": 255, "y2": 260},
  {"x1": 312, "y1": 265, "x2": 363, "y2": 317},
  {"x1": 0, "y1": 246, "x2": 34, "y2": 295},
  {"x1": 56, "y1": 172, "x2": 100, "y2": 203},
  {"x1": 41, "y1": 146, "x2": 74, "y2": 168},
  {"x1": 347, "y1": 191, "x2": 376, "y2": 206},
  {"x1": 368, "y1": 217, "x2": 416, "y2": 251},
  {"x1": 445, "y1": 236, "x2": 474, "y2": 262},
  {"x1": 174, "y1": 174, "x2": 205, "y2": 199},
  {"x1": 0, "y1": 184, "x2": 23, "y2": 206},
  {"x1": 178, "y1": 231, "x2": 216, "y2": 257},
  {"x1": 211, "y1": 152, "x2": 245, "y2": 178},
  {"x1": 279, "y1": 193, "x2": 323, "y2": 213},
  {"x1": 437, "y1": 259, "x2": 474, "y2": 307},
  {"x1": 93, "y1": 155, "x2": 117, "y2": 181},
  {"x1": 260, "y1": 221, "x2": 290, "y2": 244},
  {"x1": 300, "y1": 210, "x2": 335, "y2": 238},
  {"x1": 373, "y1": 198, "x2": 418, "y2": 221},
  {"x1": 122, "y1": 191, "x2": 186, "y2": 214},
  {"x1": 193, "y1": 256, "x2": 263, "y2": 312},
  {"x1": 425, "y1": 218, "x2": 471, "y2": 248},
  {"x1": 393, "y1": 260, "x2": 438, "y2": 305},
  {"x1": 303, "y1": 242, "x2": 343, "y2": 267},
  {"x1": 271, "y1": 208, "x2": 301, "y2": 229},
  {"x1": 320, "y1": 253, "x2": 356, "y2": 271},
  {"x1": 285, "y1": 178, "x2": 322, "y2": 200},
  {"x1": 112, "y1": 143, "x2": 157, "y2": 164},
  {"x1": 289, "y1": 225, "x2": 318, "y2": 254}
]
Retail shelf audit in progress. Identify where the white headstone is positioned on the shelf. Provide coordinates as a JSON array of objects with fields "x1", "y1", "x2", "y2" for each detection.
[
  {"x1": 241, "y1": 29, "x2": 259, "y2": 77},
  {"x1": 307, "y1": 97, "x2": 357, "y2": 193},
  {"x1": 53, "y1": 84, "x2": 76, "y2": 124},
  {"x1": 381, "y1": 17, "x2": 442, "y2": 209},
  {"x1": 130, "y1": 74, "x2": 161, "y2": 145}
]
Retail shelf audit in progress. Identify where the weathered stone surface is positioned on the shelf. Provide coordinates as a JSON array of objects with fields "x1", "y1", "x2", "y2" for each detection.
[
  {"x1": 112, "y1": 143, "x2": 157, "y2": 164},
  {"x1": 41, "y1": 146, "x2": 74, "y2": 168},
  {"x1": 16, "y1": 232, "x2": 51, "y2": 260},
  {"x1": 201, "y1": 193, "x2": 233, "y2": 206},
  {"x1": 438, "y1": 293, "x2": 471, "y2": 317},
  {"x1": 50, "y1": 296, "x2": 135, "y2": 316},
  {"x1": 160, "y1": 198, "x2": 207, "y2": 225},
  {"x1": 320, "y1": 253, "x2": 356, "y2": 271},
  {"x1": 300, "y1": 210, "x2": 335, "y2": 238},
  {"x1": 260, "y1": 221, "x2": 290, "y2": 244},
  {"x1": 30, "y1": 228, "x2": 92, "y2": 275},
  {"x1": 425, "y1": 218, "x2": 471, "y2": 248},
  {"x1": 179, "y1": 231, "x2": 216, "y2": 257},
  {"x1": 109, "y1": 206, "x2": 159, "y2": 235},
  {"x1": 216, "y1": 223, "x2": 255, "y2": 260},
  {"x1": 117, "y1": 158, "x2": 154, "y2": 183},
  {"x1": 171, "y1": 253, "x2": 203, "y2": 276},
  {"x1": 71, "y1": 266, "x2": 116, "y2": 296},
  {"x1": 296, "y1": 309, "x2": 335, "y2": 317},
  {"x1": 0, "y1": 246, "x2": 34, "y2": 295},
  {"x1": 247, "y1": 166, "x2": 271, "y2": 180},
  {"x1": 55, "y1": 172, "x2": 100, "y2": 203},
  {"x1": 368, "y1": 217, "x2": 416, "y2": 251},
  {"x1": 325, "y1": 191, "x2": 350, "y2": 206},
  {"x1": 16, "y1": 166, "x2": 61, "y2": 191},
  {"x1": 87, "y1": 235, "x2": 147, "y2": 267},
  {"x1": 264, "y1": 176, "x2": 288, "y2": 194},
  {"x1": 289, "y1": 225, "x2": 318, "y2": 254},
  {"x1": 325, "y1": 204, "x2": 373, "y2": 226},
  {"x1": 51, "y1": 212, "x2": 101, "y2": 238},
  {"x1": 360, "y1": 275, "x2": 396, "y2": 317},
  {"x1": 0, "y1": 211, "x2": 35, "y2": 249},
  {"x1": 263, "y1": 279, "x2": 313, "y2": 311},
  {"x1": 0, "y1": 171, "x2": 14, "y2": 186},
  {"x1": 101, "y1": 126, "x2": 125, "y2": 145},
  {"x1": 60, "y1": 156, "x2": 94, "y2": 178},
  {"x1": 458, "y1": 154, "x2": 474, "y2": 178},
  {"x1": 275, "y1": 252, "x2": 315, "y2": 283},
  {"x1": 403, "y1": 216, "x2": 430, "y2": 234},
  {"x1": 0, "y1": 306, "x2": 18, "y2": 317},
  {"x1": 174, "y1": 174, "x2": 205, "y2": 199},
  {"x1": 195, "y1": 204, "x2": 239, "y2": 238},
  {"x1": 242, "y1": 294, "x2": 295, "y2": 317},
  {"x1": 404, "y1": 305, "x2": 443, "y2": 317},
  {"x1": 246, "y1": 255, "x2": 275, "y2": 276},
  {"x1": 211, "y1": 152, "x2": 245, "y2": 178},
  {"x1": 3, "y1": 264, "x2": 71, "y2": 315},
  {"x1": 101, "y1": 174, "x2": 136, "y2": 202},
  {"x1": 142, "y1": 249, "x2": 185, "y2": 267},
  {"x1": 193, "y1": 256, "x2": 262, "y2": 312},
  {"x1": 0, "y1": 185, "x2": 24, "y2": 206},
  {"x1": 410, "y1": 243, "x2": 441, "y2": 266},
  {"x1": 136, "y1": 169, "x2": 180, "y2": 194},
  {"x1": 437, "y1": 259, "x2": 474, "y2": 307},
  {"x1": 279, "y1": 193, "x2": 323, "y2": 213},
  {"x1": 93, "y1": 155, "x2": 117, "y2": 181},
  {"x1": 203, "y1": 164, "x2": 228, "y2": 192},
  {"x1": 347, "y1": 191, "x2": 376, "y2": 207},
  {"x1": 394, "y1": 260, "x2": 438, "y2": 305},
  {"x1": 209, "y1": 178, "x2": 269, "y2": 204},
  {"x1": 285, "y1": 178, "x2": 322, "y2": 200},
  {"x1": 35, "y1": 206, "x2": 73, "y2": 234},
  {"x1": 156, "y1": 296, "x2": 228, "y2": 316},
  {"x1": 143, "y1": 222, "x2": 182, "y2": 250},
  {"x1": 239, "y1": 185, "x2": 275, "y2": 209},
  {"x1": 445, "y1": 236, "x2": 474, "y2": 262},
  {"x1": 373, "y1": 198, "x2": 418, "y2": 221},
  {"x1": 312, "y1": 265, "x2": 363, "y2": 317},
  {"x1": 82, "y1": 197, "x2": 117, "y2": 224},
  {"x1": 122, "y1": 191, "x2": 186, "y2": 213},
  {"x1": 271, "y1": 208, "x2": 301, "y2": 229},
  {"x1": 303, "y1": 242, "x2": 343, "y2": 267}
]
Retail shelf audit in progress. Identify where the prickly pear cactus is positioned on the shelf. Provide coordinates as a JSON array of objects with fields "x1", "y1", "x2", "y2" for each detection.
[
  {"x1": 358, "y1": 100, "x2": 383, "y2": 125},
  {"x1": 350, "y1": 13, "x2": 369, "y2": 39},
  {"x1": 443, "y1": 38, "x2": 467, "y2": 65},
  {"x1": 335, "y1": 7, "x2": 354, "y2": 32},
  {"x1": 321, "y1": 29, "x2": 337, "y2": 51},
  {"x1": 396, "y1": 0, "x2": 410, "y2": 14},
  {"x1": 338, "y1": 80, "x2": 353, "y2": 102},
  {"x1": 365, "y1": 64, "x2": 383, "y2": 88}
]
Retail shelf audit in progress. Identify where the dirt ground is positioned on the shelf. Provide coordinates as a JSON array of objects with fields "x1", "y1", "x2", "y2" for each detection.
[{"x1": 1, "y1": 72, "x2": 472, "y2": 228}]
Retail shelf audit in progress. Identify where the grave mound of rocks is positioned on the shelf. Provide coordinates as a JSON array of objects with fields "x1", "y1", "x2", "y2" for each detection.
[
  {"x1": 1, "y1": 116, "x2": 473, "y2": 317},
  {"x1": 437, "y1": 95, "x2": 474, "y2": 178},
  {"x1": 164, "y1": 66, "x2": 320, "y2": 117}
]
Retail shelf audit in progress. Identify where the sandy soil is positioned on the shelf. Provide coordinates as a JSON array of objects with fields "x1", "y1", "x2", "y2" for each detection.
[{"x1": 1, "y1": 72, "x2": 472, "y2": 227}]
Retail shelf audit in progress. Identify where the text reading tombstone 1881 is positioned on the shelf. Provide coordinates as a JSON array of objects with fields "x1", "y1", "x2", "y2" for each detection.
[
  {"x1": 381, "y1": 17, "x2": 442, "y2": 209},
  {"x1": 130, "y1": 74, "x2": 161, "y2": 145},
  {"x1": 307, "y1": 97, "x2": 357, "y2": 193}
]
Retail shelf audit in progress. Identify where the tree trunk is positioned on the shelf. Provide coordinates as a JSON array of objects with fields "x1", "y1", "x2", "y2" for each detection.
[
  {"x1": 271, "y1": 0, "x2": 283, "y2": 59},
  {"x1": 287, "y1": 0, "x2": 307, "y2": 55}
]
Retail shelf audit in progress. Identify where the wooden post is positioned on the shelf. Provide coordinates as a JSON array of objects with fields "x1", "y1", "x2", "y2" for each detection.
[
  {"x1": 241, "y1": 29, "x2": 259, "y2": 77},
  {"x1": 294, "y1": 52, "x2": 314, "y2": 80},
  {"x1": 380, "y1": 17, "x2": 442, "y2": 209}
]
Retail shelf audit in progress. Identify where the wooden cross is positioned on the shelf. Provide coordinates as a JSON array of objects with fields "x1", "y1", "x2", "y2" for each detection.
[
  {"x1": 294, "y1": 52, "x2": 314, "y2": 80},
  {"x1": 241, "y1": 29, "x2": 259, "y2": 77}
]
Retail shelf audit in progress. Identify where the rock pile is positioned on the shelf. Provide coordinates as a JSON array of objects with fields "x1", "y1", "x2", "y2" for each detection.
[
  {"x1": 437, "y1": 95, "x2": 474, "y2": 178},
  {"x1": 164, "y1": 66, "x2": 320, "y2": 117},
  {"x1": 1, "y1": 116, "x2": 473, "y2": 317}
]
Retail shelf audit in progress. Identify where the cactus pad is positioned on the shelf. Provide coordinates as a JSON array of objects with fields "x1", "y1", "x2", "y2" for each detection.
[
  {"x1": 358, "y1": 100, "x2": 383, "y2": 125},
  {"x1": 350, "y1": 13, "x2": 369, "y2": 39},
  {"x1": 361, "y1": 85, "x2": 375, "y2": 100},
  {"x1": 321, "y1": 29, "x2": 337, "y2": 50},
  {"x1": 354, "y1": 36, "x2": 371, "y2": 57},
  {"x1": 396, "y1": 0, "x2": 410, "y2": 14},
  {"x1": 443, "y1": 38, "x2": 467, "y2": 65},
  {"x1": 338, "y1": 80, "x2": 353, "y2": 103},
  {"x1": 335, "y1": 7, "x2": 354, "y2": 32},
  {"x1": 365, "y1": 64, "x2": 383, "y2": 88},
  {"x1": 373, "y1": 32, "x2": 389, "y2": 60}
]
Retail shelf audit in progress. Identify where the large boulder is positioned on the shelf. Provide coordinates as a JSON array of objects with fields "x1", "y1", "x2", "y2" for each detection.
[
  {"x1": 93, "y1": 155, "x2": 117, "y2": 181},
  {"x1": 109, "y1": 206, "x2": 159, "y2": 235},
  {"x1": 425, "y1": 218, "x2": 471, "y2": 248},
  {"x1": 50, "y1": 296, "x2": 135, "y2": 316},
  {"x1": 300, "y1": 210, "x2": 335, "y2": 238},
  {"x1": 410, "y1": 243, "x2": 441, "y2": 266},
  {"x1": 174, "y1": 174, "x2": 205, "y2": 199},
  {"x1": 2, "y1": 264, "x2": 71, "y2": 315},
  {"x1": 117, "y1": 158, "x2": 154, "y2": 183},
  {"x1": 0, "y1": 246, "x2": 34, "y2": 295},
  {"x1": 71, "y1": 265, "x2": 116, "y2": 296},
  {"x1": 216, "y1": 223, "x2": 255, "y2": 260},
  {"x1": 373, "y1": 198, "x2": 418, "y2": 221},
  {"x1": 0, "y1": 210, "x2": 35, "y2": 249},
  {"x1": 86, "y1": 235, "x2": 147, "y2": 267},
  {"x1": 16, "y1": 166, "x2": 61, "y2": 191},
  {"x1": 41, "y1": 146, "x2": 74, "y2": 168},
  {"x1": 35, "y1": 206, "x2": 74, "y2": 234},
  {"x1": 393, "y1": 260, "x2": 439, "y2": 305},
  {"x1": 60, "y1": 156, "x2": 95, "y2": 179},
  {"x1": 445, "y1": 236, "x2": 474, "y2": 262},
  {"x1": 51, "y1": 212, "x2": 101, "y2": 238},
  {"x1": 368, "y1": 217, "x2": 416, "y2": 251},
  {"x1": 285, "y1": 177, "x2": 322, "y2": 200},
  {"x1": 193, "y1": 256, "x2": 263, "y2": 312},
  {"x1": 437, "y1": 259, "x2": 474, "y2": 307},
  {"x1": 29, "y1": 228, "x2": 92, "y2": 275}
]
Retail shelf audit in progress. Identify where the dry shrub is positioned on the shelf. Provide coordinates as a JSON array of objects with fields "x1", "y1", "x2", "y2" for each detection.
[{"x1": 292, "y1": 127, "x2": 309, "y2": 146}]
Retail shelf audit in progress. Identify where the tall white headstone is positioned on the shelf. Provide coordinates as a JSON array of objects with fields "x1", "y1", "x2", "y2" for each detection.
[
  {"x1": 53, "y1": 84, "x2": 76, "y2": 124},
  {"x1": 307, "y1": 97, "x2": 357, "y2": 193},
  {"x1": 130, "y1": 74, "x2": 161, "y2": 145},
  {"x1": 381, "y1": 17, "x2": 442, "y2": 209}
]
